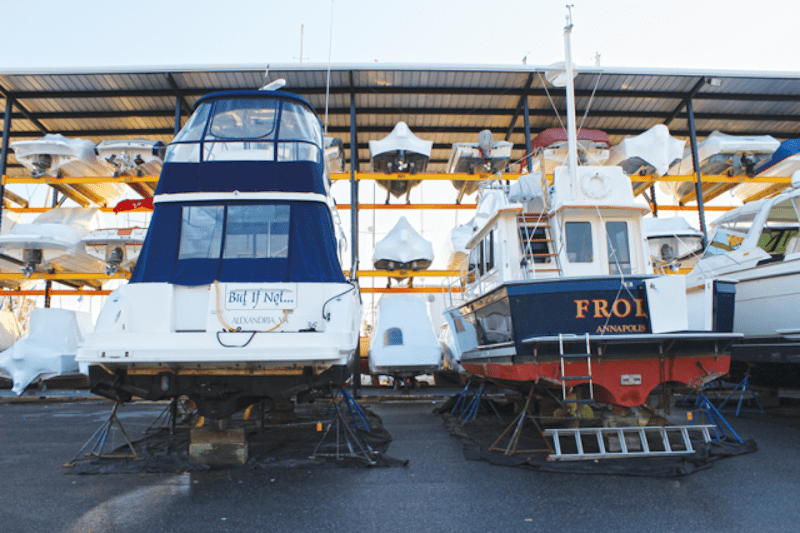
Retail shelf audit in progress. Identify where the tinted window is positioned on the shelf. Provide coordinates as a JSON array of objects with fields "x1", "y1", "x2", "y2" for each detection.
[
  {"x1": 566, "y1": 222, "x2": 593, "y2": 263},
  {"x1": 223, "y1": 205, "x2": 290, "y2": 259},
  {"x1": 606, "y1": 221, "x2": 632, "y2": 274},
  {"x1": 178, "y1": 206, "x2": 224, "y2": 259},
  {"x1": 384, "y1": 328, "x2": 403, "y2": 346}
]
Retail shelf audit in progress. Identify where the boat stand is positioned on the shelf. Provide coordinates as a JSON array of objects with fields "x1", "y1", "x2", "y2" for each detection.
[
  {"x1": 718, "y1": 374, "x2": 765, "y2": 416},
  {"x1": 145, "y1": 397, "x2": 194, "y2": 434},
  {"x1": 325, "y1": 387, "x2": 371, "y2": 432},
  {"x1": 489, "y1": 389, "x2": 552, "y2": 456},
  {"x1": 64, "y1": 401, "x2": 139, "y2": 467},
  {"x1": 451, "y1": 381, "x2": 501, "y2": 424},
  {"x1": 312, "y1": 389, "x2": 376, "y2": 465},
  {"x1": 689, "y1": 392, "x2": 744, "y2": 444}
]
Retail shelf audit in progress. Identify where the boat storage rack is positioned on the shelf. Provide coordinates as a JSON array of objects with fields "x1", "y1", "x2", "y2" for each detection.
[{"x1": 543, "y1": 424, "x2": 715, "y2": 461}]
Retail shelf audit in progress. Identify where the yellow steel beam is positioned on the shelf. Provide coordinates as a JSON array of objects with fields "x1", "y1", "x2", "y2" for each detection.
[
  {"x1": 2, "y1": 175, "x2": 159, "y2": 185},
  {"x1": 630, "y1": 174, "x2": 791, "y2": 184},
  {"x1": 330, "y1": 172, "x2": 524, "y2": 181},
  {"x1": 0, "y1": 290, "x2": 113, "y2": 296},
  {"x1": 336, "y1": 203, "x2": 478, "y2": 210},
  {"x1": 353, "y1": 270, "x2": 460, "y2": 277},
  {"x1": 361, "y1": 287, "x2": 462, "y2": 294},
  {"x1": 0, "y1": 272, "x2": 129, "y2": 281}
]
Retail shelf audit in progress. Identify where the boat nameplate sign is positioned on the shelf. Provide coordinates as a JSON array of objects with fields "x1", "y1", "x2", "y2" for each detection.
[{"x1": 224, "y1": 284, "x2": 297, "y2": 311}]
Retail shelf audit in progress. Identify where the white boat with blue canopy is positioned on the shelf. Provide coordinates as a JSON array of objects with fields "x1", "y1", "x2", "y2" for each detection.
[{"x1": 76, "y1": 88, "x2": 361, "y2": 420}]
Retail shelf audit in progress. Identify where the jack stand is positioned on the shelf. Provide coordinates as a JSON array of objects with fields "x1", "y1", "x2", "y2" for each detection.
[
  {"x1": 690, "y1": 392, "x2": 744, "y2": 444},
  {"x1": 64, "y1": 401, "x2": 139, "y2": 467},
  {"x1": 682, "y1": 380, "x2": 724, "y2": 407},
  {"x1": 145, "y1": 397, "x2": 192, "y2": 434},
  {"x1": 459, "y1": 383, "x2": 501, "y2": 424},
  {"x1": 718, "y1": 373, "x2": 765, "y2": 416},
  {"x1": 490, "y1": 389, "x2": 553, "y2": 456},
  {"x1": 450, "y1": 381, "x2": 473, "y2": 415},
  {"x1": 312, "y1": 391, "x2": 376, "y2": 465},
  {"x1": 326, "y1": 387, "x2": 371, "y2": 432}
]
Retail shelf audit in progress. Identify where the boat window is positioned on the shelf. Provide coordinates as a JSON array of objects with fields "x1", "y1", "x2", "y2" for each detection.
[
  {"x1": 277, "y1": 142, "x2": 321, "y2": 163},
  {"x1": 207, "y1": 99, "x2": 278, "y2": 140},
  {"x1": 565, "y1": 222, "x2": 593, "y2": 263},
  {"x1": 178, "y1": 206, "x2": 224, "y2": 259},
  {"x1": 484, "y1": 231, "x2": 495, "y2": 273},
  {"x1": 203, "y1": 141, "x2": 275, "y2": 161},
  {"x1": 715, "y1": 213, "x2": 755, "y2": 236},
  {"x1": 172, "y1": 103, "x2": 211, "y2": 143},
  {"x1": 469, "y1": 241, "x2": 483, "y2": 276},
  {"x1": 278, "y1": 101, "x2": 322, "y2": 145},
  {"x1": 757, "y1": 227, "x2": 799, "y2": 255},
  {"x1": 705, "y1": 229, "x2": 746, "y2": 256},
  {"x1": 606, "y1": 221, "x2": 632, "y2": 275},
  {"x1": 223, "y1": 205, "x2": 290, "y2": 259},
  {"x1": 384, "y1": 327, "x2": 403, "y2": 346}
]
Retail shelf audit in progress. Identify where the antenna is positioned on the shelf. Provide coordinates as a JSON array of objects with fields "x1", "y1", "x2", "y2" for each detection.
[
  {"x1": 296, "y1": 24, "x2": 309, "y2": 63},
  {"x1": 323, "y1": 0, "x2": 334, "y2": 135}
]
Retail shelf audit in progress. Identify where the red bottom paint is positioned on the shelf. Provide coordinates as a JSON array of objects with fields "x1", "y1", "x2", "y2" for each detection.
[{"x1": 462, "y1": 355, "x2": 730, "y2": 407}]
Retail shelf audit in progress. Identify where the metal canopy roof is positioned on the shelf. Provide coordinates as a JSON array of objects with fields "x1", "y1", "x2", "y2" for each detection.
[{"x1": 2, "y1": 63, "x2": 800, "y2": 176}]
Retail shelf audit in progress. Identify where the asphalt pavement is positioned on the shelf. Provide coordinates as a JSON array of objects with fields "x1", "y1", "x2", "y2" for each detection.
[{"x1": 0, "y1": 394, "x2": 799, "y2": 533}]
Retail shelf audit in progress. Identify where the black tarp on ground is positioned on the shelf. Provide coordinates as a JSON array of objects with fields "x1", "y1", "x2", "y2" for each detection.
[
  {"x1": 68, "y1": 404, "x2": 407, "y2": 474},
  {"x1": 439, "y1": 404, "x2": 757, "y2": 478}
]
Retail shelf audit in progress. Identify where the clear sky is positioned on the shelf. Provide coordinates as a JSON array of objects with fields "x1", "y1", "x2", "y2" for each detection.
[{"x1": 2, "y1": 0, "x2": 797, "y2": 73}]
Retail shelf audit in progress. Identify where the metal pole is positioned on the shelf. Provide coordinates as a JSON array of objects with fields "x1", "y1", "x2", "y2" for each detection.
[
  {"x1": 348, "y1": 71, "x2": 361, "y2": 398},
  {"x1": 173, "y1": 94, "x2": 182, "y2": 136},
  {"x1": 523, "y1": 93, "x2": 532, "y2": 174},
  {"x1": 650, "y1": 184, "x2": 658, "y2": 217},
  {"x1": 687, "y1": 99, "x2": 708, "y2": 248},
  {"x1": 563, "y1": 9, "x2": 579, "y2": 195},
  {"x1": 0, "y1": 97, "x2": 12, "y2": 233}
]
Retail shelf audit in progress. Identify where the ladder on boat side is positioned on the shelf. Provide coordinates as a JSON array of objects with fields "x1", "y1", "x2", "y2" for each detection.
[
  {"x1": 518, "y1": 213, "x2": 561, "y2": 277},
  {"x1": 559, "y1": 333, "x2": 594, "y2": 403},
  {"x1": 543, "y1": 424, "x2": 715, "y2": 461}
]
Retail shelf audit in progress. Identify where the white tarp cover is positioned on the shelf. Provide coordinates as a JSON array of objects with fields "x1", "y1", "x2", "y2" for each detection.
[
  {"x1": 95, "y1": 138, "x2": 164, "y2": 176},
  {"x1": 444, "y1": 223, "x2": 473, "y2": 270},
  {"x1": 0, "y1": 207, "x2": 103, "y2": 253},
  {"x1": 0, "y1": 308, "x2": 92, "y2": 395},
  {"x1": 0, "y1": 310, "x2": 23, "y2": 352},
  {"x1": 368, "y1": 295, "x2": 442, "y2": 376},
  {"x1": 607, "y1": 124, "x2": 685, "y2": 176},
  {"x1": 373, "y1": 216, "x2": 434, "y2": 267},
  {"x1": 368, "y1": 122, "x2": 433, "y2": 159},
  {"x1": 11, "y1": 134, "x2": 97, "y2": 176},
  {"x1": 643, "y1": 217, "x2": 703, "y2": 239},
  {"x1": 669, "y1": 131, "x2": 780, "y2": 175}
]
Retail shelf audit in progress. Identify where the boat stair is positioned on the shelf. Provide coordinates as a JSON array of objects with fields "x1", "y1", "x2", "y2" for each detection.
[
  {"x1": 559, "y1": 333, "x2": 594, "y2": 403},
  {"x1": 543, "y1": 424, "x2": 715, "y2": 461},
  {"x1": 518, "y1": 213, "x2": 561, "y2": 276}
]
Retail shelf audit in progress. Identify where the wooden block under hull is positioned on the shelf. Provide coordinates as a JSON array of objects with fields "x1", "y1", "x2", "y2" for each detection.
[{"x1": 189, "y1": 428, "x2": 248, "y2": 465}]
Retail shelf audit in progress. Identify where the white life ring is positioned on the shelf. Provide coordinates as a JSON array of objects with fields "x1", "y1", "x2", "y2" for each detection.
[{"x1": 581, "y1": 172, "x2": 611, "y2": 199}]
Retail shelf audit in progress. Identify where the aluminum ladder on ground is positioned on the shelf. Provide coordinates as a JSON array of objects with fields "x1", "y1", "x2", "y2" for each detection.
[
  {"x1": 542, "y1": 424, "x2": 716, "y2": 461},
  {"x1": 559, "y1": 333, "x2": 594, "y2": 403}
]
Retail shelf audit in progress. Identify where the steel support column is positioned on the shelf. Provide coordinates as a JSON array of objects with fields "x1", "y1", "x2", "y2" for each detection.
[
  {"x1": 348, "y1": 71, "x2": 361, "y2": 397},
  {"x1": 687, "y1": 99, "x2": 708, "y2": 247},
  {"x1": 0, "y1": 97, "x2": 12, "y2": 232},
  {"x1": 523, "y1": 94, "x2": 532, "y2": 173},
  {"x1": 173, "y1": 95, "x2": 182, "y2": 136}
]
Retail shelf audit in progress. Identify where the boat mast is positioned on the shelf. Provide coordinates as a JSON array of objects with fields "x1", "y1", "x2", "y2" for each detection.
[{"x1": 563, "y1": 6, "x2": 579, "y2": 195}]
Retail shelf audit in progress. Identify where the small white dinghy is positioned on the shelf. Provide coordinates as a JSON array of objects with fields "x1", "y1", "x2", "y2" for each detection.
[
  {"x1": 662, "y1": 131, "x2": 780, "y2": 202},
  {"x1": 643, "y1": 217, "x2": 705, "y2": 271},
  {"x1": 447, "y1": 130, "x2": 513, "y2": 202},
  {"x1": 368, "y1": 295, "x2": 442, "y2": 386},
  {"x1": 606, "y1": 124, "x2": 685, "y2": 195},
  {"x1": 0, "y1": 308, "x2": 92, "y2": 395},
  {"x1": 0, "y1": 207, "x2": 108, "y2": 288},
  {"x1": 11, "y1": 134, "x2": 127, "y2": 206},
  {"x1": 373, "y1": 216, "x2": 434, "y2": 272},
  {"x1": 369, "y1": 122, "x2": 433, "y2": 203}
]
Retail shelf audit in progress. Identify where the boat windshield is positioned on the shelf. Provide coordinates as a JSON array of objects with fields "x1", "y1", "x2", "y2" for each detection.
[{"x1": 166, "y1": 97, "x2": 322, "y2": 164}]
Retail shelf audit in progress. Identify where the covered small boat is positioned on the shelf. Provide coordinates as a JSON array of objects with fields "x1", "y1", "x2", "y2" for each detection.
[
  {"x1": 368, "y1": 295, "x2": 442, "y2": 385},
  {"x1": 526, "y1": 127, "x2": 610, "y2": 174},
  {"x1": 447, "y1": 130, "x2": 512, "y2": 203},
  {"x1": 0, "y1": 207, "x2": 108, "y2": 289},
  {"x1": 735, "y1": 139, "x2": 800, "y2": 202},
  {"x1": 0, "y1": 308, "x2": 91, "y2": 395},
  {"x1": 373, "y1": 216, "x2": 434, "y2": 272},
  {"x1": 324, "y1": 137, "x2": 346, "y2": 174},
  {"x1": 662, "y1": 131, "x2": 780, "y2": 203},
  {"x1": 606, "y1": 124, "x2": 685, "y2": 195},
  {"x1": 11, "y1": 134, "x2": 126, "y2": 207},
  {"x1": 369, "y1": 122, "x2": 432, "y2": 203},
  {"x1": 95, "y1": 139, "x2": 166, "y2": 197},
  {"x1": 82, "y1": 227, "x2": 147, "y2": 275},
  {"x1": 643, "y1": 217, "x2": 704, "y2": 272}
]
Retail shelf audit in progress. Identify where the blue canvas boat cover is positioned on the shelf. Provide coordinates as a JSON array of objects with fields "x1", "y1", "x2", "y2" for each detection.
[{"x1": 756, "y1": 138, "x2": 800, "y2": 173}]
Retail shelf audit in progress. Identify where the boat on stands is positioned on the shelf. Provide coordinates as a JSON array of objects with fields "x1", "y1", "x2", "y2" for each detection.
[
  {"x1": 605, "y1": 124, "x2": 685, "y2": 196},
  {"x1": 0, "y1": 207, "x2": 109, "y2": 289},
  {"x1": 369, "y1": 122, "x2": 432, "y2": 203},
  {"x1": 95, "y1": 139, "x2": 166, "y2": 197},
  {"x1": 661, "y1": 131, "x2": 779, "y2": 203},
  {"x1": 76, "y1": 85, "x2": 361, "y2": 420},
  {"x1": 644, "y1": 217, "x2": 704, "y2": 273},
  {"x1": 734, "y1": 139, "x2": 800, "y2": 202},
  {"x1": 368, "y1": 295, "x2": 442, "y2": 388},
  {"x1": 447, "y1": 130, "x2": 512, "y2": 203},
  {"x1": 11, "y1": 134, "x2": 127, "y2": 207},
  {"x1": 441, "y1": 20, "x2": 740, "y2": 409},
  {"x1": 686, "y1": 175, "x2": 800, "y2": 387}
]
